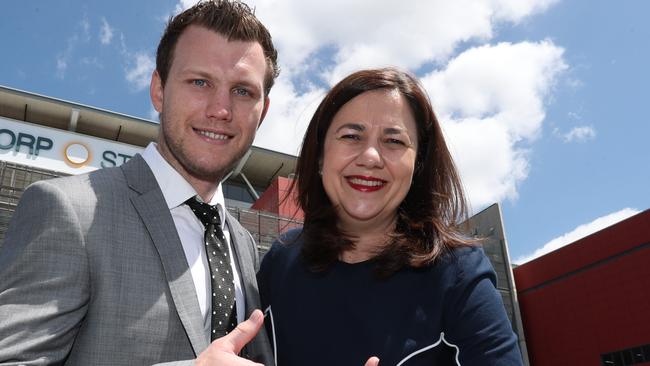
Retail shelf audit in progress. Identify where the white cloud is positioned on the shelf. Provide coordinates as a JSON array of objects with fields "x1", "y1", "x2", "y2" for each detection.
[
  {"x1": 55, "y1": 34, "x2": 80, "y2": 79},
  {"x1": 116, "y1": 32, "x2": 152, "y2": 91},
  {"x1": 491, "y1": 0, "x2": 558, "y2": 20},
  {"x1": 56, "y1": 57, "x2": 68, "y2": 79},
  {"x1": 177, "y1": 0, "x2": 197, "y2": 11},
  {"x1": 567, "y1": 111, "x2": 582, "y2": 121},
  {"x1": 422, "y1": 41, "x2": 567, "y2": 207},
  {"x1": 514, "y1": 208, "x2": 641, "y2": 264},
  {"x1": 81, "y1": 57, "x2": 103, "y2": 69},
  {"x1": 169, "y1": 0, "x2": 566, "y2": 209},
  {"x1": 248, "y1": 0, "x2": 558, "y2": 81},
  {"x1": 118, "y1": 32, "x2": 129, "y2": 56},
  {"x1": 253, "y1": 73, "x2": 325, "y2": 155},
  {"x1": 54, "y1": 16, "x2": 95, "y2": 79},
  {"x1": 562, "y1": 125, "x2": 596, "y2": 143},
  {"x1": 81, "y1": 16, "x2": 91, "y2": 42},
  {"x1": 176, "y1": 0, "x2": 559, "y2": 80},
  {"x1": 125, "y1": 52, "x2": 155, "y2": 91},
  {"x1": 100, "y1": 17, "x2": 114, "y2": 45},
  {"x1": 442, "y1": 117, "x2": 530, "y2": 207}
]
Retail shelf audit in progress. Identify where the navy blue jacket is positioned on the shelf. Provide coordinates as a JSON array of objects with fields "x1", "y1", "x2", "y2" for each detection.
[{"x1": 258, "y1": 229, "x2": 523, "y2": 366}]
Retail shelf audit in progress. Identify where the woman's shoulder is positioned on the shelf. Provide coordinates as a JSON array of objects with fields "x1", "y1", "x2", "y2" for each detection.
[
  {"x1": 436, "y1": 245, "x2": 496, "y2": 286},
  {"x1": 271, "y1": 227, "x2": 305, "y2": 252},
  {"x1": 276, "y1": 227, "x2": 305, "y2": 245},
  {"x1": 262, "y1": 227, "x2": 305, "y2": 264},
  {"x1": 441, "y1": 244, "x2": 489, "y2": 266}
]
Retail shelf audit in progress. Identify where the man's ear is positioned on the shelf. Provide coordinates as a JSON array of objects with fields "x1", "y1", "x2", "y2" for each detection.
[
  {"x1": 150, "y1": 70, "x2": 164, "y2": 113},
  {"x1": 258, "y1": 97, "x2": 270, "y2": 128}
]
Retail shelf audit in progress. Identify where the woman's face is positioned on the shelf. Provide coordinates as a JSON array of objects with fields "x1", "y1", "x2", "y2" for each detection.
[{"x1": 321, "y1": 89, "x2": 418, "y2": 231}]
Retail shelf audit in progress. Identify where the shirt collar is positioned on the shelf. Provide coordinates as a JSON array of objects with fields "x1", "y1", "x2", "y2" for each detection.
[{"x1": 140, "y1": 142, "x2": 227, "y2": 227}]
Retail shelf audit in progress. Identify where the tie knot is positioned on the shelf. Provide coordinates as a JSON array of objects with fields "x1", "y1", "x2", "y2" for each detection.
[{"x1": 185, "y1": 197, "x2": 220, "y2": 226}]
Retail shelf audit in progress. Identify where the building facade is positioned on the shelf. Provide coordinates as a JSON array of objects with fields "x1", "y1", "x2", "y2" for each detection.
[
  {"x1": 465, "y1": 203, "x2": 530, "y2": 364},
  {"x1": 514, "y1": 210, "x2": 650, "y2": 366}
]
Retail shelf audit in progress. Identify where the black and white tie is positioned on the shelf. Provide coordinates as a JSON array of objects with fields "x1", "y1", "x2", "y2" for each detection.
[{"x1": 185, "y1": 196, "x2": 237, "y2": 341}]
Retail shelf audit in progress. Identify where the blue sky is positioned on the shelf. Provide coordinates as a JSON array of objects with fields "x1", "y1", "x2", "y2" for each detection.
[{"x1": 1, "y1": 0, "x2": 648, "y2": 263}]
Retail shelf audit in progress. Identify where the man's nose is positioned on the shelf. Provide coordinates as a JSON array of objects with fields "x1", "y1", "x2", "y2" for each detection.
[{"x1": 205, "y1": 89, "x2": 232, "y2": 121}]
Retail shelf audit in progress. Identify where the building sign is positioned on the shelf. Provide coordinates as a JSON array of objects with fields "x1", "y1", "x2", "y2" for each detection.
[{"x1": 0, "y1": 117, "x2": 144, "y2": 175}]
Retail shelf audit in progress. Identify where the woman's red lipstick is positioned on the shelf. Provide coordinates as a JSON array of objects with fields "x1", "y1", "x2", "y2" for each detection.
[{"x1": 345, "y1": 175, "x2": 387, "y2": 192}]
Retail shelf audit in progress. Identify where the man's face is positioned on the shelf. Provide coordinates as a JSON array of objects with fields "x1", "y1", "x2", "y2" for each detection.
[{"x1": 150, "y1": 25, "x2": 269, "y2": 189}]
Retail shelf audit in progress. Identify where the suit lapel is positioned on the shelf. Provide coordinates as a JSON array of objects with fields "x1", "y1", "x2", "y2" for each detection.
[
  {"x1": 122, "y1": 155, "x2": 209, "y2": 355},
  {"x1": 225, "y1": 213, "x2": 256, "y2": 314},
  {"x1": 225, "y1": 212, "x2": 274, "y2": 363}
]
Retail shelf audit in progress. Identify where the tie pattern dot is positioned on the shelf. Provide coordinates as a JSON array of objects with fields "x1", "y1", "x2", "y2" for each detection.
[{"x1": 185, "y1": 197, "x2": 237, "y2": 341}]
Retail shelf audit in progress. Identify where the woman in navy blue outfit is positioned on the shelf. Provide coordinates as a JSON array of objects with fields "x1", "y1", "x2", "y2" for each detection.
[{"x1": 258, "y1": 68, "x2": 523, "y2": 366}]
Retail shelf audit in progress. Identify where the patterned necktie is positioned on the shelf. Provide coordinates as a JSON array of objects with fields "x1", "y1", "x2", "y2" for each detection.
[{"x1": 185, "y1": 196, "x2": 237, "y2": 341}]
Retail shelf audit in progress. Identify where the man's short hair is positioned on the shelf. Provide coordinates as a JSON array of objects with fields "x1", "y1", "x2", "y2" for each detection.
[{"x1": 156, "y1": 0, "x2": 280, "y2": 96}]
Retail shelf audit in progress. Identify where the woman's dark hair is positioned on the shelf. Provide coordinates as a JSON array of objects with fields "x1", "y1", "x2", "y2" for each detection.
[
  {"x1": 156, "y1": 0, "x2": 279, "y2": 96},
  {"x1": 292, "y1": 67, "x2": 473, "y2": 277}
]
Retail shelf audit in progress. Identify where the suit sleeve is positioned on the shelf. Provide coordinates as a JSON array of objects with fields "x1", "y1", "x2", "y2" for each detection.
[
  {"x1": 0, "y1": 181, "x2": 90, "y2": 365},
  {"x1": 443, "y1": 247, "x2": 524, "y2": 366}
]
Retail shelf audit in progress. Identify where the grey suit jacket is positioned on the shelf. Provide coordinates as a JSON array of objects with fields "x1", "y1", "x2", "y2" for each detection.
[{"x1": 0, "y1": 155, "x2": 273, "y2": 365}]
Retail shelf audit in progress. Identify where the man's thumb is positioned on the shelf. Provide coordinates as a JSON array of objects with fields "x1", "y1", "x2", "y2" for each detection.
[{"x1": 219, "y1": 309, "x2": 264, "y2": 354}]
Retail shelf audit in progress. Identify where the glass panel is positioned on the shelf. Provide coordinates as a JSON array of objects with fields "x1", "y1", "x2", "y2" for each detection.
[
  {"x1": 602, "y1": 353, "x2": 614, "y2": 366},
  {"x1": 642, "y1": 345, "x2": 650, "y2": 361},
  {"x1": 612, "y1": 352, "x2": 624, "y2": 366},
  {"x1": 622, "y1": 350, "x2": 633, "y2": 365},
  {"x1": 631, "y1": 347, "x2": 644, "y2": 363}
]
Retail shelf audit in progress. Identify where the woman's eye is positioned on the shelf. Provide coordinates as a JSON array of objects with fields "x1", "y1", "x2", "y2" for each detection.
[
  {"x1": 339, "y1": 134, "x2": 360, "y2": 141},
  {"x1": 386, "y1": 138, "x2": 406, "y2": 146}
]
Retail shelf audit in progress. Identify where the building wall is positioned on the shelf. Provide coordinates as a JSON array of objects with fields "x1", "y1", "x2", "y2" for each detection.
[
  {"x1": 251, "y1": 176, "x2": 302, "y2": 220},
  {"x1": 514, "y1": 210, "x2": 650, "y2": 366},
  {"x1": 463, "y1": 203, "x2": 530, "y2": 365},
  {"x1": 0, "y1": 161, "x2": 61, "y2": 243}
]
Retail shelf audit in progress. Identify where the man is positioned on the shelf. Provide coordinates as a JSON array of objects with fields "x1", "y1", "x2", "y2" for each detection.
[{"x1": 0, "y1": 1, "x2": 278, "y2": 364}]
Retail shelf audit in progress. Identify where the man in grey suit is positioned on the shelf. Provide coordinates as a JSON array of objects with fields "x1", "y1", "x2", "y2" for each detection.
[{"x1": 0, "y1": 1, "x2": 278, "y2": 365}]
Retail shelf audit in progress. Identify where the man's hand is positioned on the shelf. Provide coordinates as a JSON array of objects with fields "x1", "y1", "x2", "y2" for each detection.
[
  {"x1": 195, "y1": 309, "x2": 265, "y2": 366},
  {"x1": 365, "y1": 356, "x2": 380, "y2": 366}
]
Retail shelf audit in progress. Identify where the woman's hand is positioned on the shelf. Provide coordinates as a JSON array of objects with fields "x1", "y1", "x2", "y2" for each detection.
[{"x1": 365, "y1": 356, "x2": 380, "y2": 366}]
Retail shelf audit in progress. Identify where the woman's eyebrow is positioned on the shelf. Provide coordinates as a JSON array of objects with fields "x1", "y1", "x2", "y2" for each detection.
[
  {"x1": 334, "y1": 123, "x2": 365, "y2": 133},
  {"x1": 383, "y1": 127, "x2": 407, "y2": 135}
]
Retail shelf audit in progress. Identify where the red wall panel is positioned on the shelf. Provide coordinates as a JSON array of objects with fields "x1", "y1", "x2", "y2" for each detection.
[{"x1": 514, "y1": 210, "x2": 650, "y2": 365}]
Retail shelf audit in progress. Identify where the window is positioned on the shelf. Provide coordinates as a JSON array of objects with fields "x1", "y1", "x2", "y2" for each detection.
[{"x1": 601, "y1": 343, "x2": 650, "y2": 366}]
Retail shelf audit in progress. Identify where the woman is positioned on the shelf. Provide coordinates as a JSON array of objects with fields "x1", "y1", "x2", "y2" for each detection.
[{"x1": 258, "y1": 68, "x2": 523, "y2": 366}]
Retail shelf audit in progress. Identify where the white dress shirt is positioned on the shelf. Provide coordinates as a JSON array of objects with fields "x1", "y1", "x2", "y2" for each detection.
[{"x1": 140, "y1": 143, "x2": 245, "y2": 336}]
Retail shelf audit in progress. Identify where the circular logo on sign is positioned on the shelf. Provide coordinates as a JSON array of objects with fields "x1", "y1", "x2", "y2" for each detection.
[{"x1": 63, "y1": 142, "x2": 92, "y2": 168}]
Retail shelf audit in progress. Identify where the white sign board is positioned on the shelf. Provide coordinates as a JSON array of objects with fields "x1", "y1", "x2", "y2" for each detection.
[{"x1": 0, "y1": 117, "x2": 146, "y2": 175}]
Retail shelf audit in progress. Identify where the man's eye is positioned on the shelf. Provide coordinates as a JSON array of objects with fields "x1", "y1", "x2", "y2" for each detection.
[
  {"x1": 192, "y1": 79, "x2": 207, "y2": 87},
  {"x1": 233, "y1": 88, "x2": 250, "y2": 97}
]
